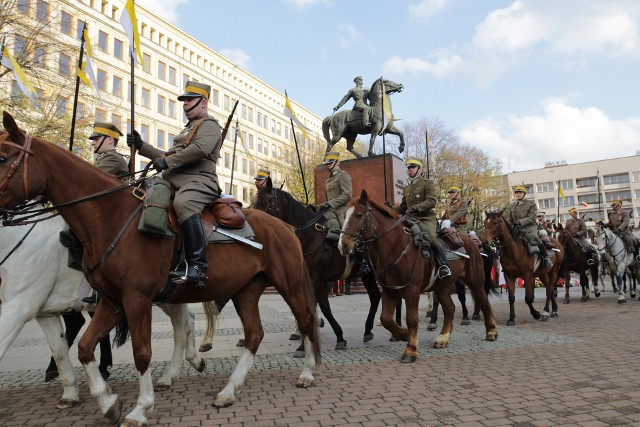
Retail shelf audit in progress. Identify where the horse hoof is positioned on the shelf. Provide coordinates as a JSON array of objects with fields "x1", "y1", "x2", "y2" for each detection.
[
  {"x1": 213, "y1": 394, "x2": 235, "y2": 408},
  {"x1": 105, "y1": 399, "x2": 123, "y2": 424},
  {"x1": 293, "y1": 350, "x2": 305, "y2": 358},
  {"x1": 121, "y1": 419, "x2": 146, "y2": 427},
  {"x1": 155, "y1": 381, "x2": 171, "y2": 391},
  {"x1": 541, "y1": 315, "x2": 549, "y2": 322},
  {"x1": 289, "y1": 333, "x2": 301, "y2": 341},
  {"x1": 550, "y1": 312, "x2": 558, "y2": 318},
  {"x1": 56, "y1": 398, "x2": 79, "y2": 409},
  {"x1": 195, "y1": 359, "x2": 206, "y2": 373},
  {"x1": 618, "y1": 299, "x2": 627, "y2": 304},
  {"x1": 427, "y1": 322, "x2": 437, "y2": 331},
  {"x1": 400, "y1": 355, "x2": 416, "y2": 363},
  {"x1": 506, "y1": 320, "x2": 515, "y2": 326},
  {"x1": 335, "y1": 341, "x2": 347, "y2": 350},
  {"x1": 563, "y1": 299, "x2": 570, "y2": 304},
  {"x1": 460, "y1": 319, "x2": 470, "y2": 326},
  {"x1": 363, "y1": 333, "x2": 374, "y2": 343},
  {"x1": 595, "y1": 292, "x2": 601, "y2": 298},
  {"x1": 199, "y1": 343, "x2": 213, "y2": 353},
  {"x1": 389, "y1": 336, "x2": 399, "y2": 342},
  {"x1": 236, "y1": 338, "x2": 245, "y2": 347},
  {"x1": 472, "y1": 314, "x2": 481, "y2": 320},
  {"x1": 432, "y1": 340, "x2": 448, "y2": 349},
  {"x1": 319, "y1": 318, "x2": 325, "y2": 328},
  {"x1": 296, "y1": 376, "x2": 314, "y2": 388},
  {"x1": 486, "y1": 332, "x2": 498, "y2": 342},
  {"x1": 533, "y1": 312, "x2": 542, "y2": 320}
]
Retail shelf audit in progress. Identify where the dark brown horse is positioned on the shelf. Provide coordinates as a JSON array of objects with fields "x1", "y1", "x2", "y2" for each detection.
[
  {"x1": 483, "y1": 211, "x2": 564, "y2": 325},
  {"x1": 555, "y1": 223, "x2": 600, "y2": 303},
  {"x1": 339, "y1": 190, "x2": 497, "y2": 363},
  {"x1": 0, "y1": 112, "x2": 320, "y2": 426},
  {"x1": 253, "y1": 177, "x2": 383, "y2": 350}
]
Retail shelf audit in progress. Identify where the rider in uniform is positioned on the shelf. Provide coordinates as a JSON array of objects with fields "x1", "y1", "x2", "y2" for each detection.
[
  {"x1": 90, "y1": 122, "x2": 128, "y2": 178},
  {"x1": 318, "y1": 152, "x2": 352, "y2": 244},
  {"x1": 249, "y1": 168, "x2": 270, "y2": 208},
  {"x1": 608, "y1": 200, "x2": 640, "y2": 261},
  {"x1": 390, "y1": 158, "x2": 451, "y2": 279},
  {"x1": 565, "y1": 207, "x2": 596, "y2": 265},
  {"x1": 128, "y1": 81, "x2": 222, "y2": 288},
  {"x1": 443, "y1": 185, "x2": 468, "y2": 236},
  {"x1": 333, "y1": 76, "x2": 371, "y2": 127},
  {"x1": 508, "y1": 186, "x2": 553, "y2": 268}
]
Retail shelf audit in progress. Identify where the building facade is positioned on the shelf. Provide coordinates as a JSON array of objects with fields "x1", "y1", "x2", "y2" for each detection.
[
  {"x1": 507, "y1": 155, "x2": 640, "y2": 227},
  {"x1": 8, "y1": 0, "x2": 323, "y2": 206}
]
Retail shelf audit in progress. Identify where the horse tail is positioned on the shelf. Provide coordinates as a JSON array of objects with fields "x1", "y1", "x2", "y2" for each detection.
[
  {"x1": 322, "y1": 116, "x2": 332, "y2": 144},
  {"x1": 481, "y1": 243, "x2": 500, "y2": 296},
  {"x1": 202, "y1": 300, "x2": 219, "y2": 339},
  {"x1": 113, "y1": 315, "x2": 129, "y2": 348},
  {"x1": 302, "y1": 266, "x2": 322, "y2": 364}
]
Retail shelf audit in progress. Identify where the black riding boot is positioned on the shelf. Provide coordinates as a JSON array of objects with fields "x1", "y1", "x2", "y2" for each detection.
[
  {"x1": 538, "y1": 244, "x2": 553, "y2": 268},
  {"x1": 635, "y1": 246, "x2": 640, "y2": 262},
  {"x1": 169, "y1": 215, "x2": 208, "y2": 288},
  {"x1": 432, "y1": 243, "x2": 452, "y2": 279}
]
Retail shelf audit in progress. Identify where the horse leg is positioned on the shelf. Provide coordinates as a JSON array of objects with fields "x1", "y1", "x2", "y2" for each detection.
[
  {"x1": 592, "y1": 262, "x2": 601, "y2": 297},
  {"x1": 361, "y1": 271, "x2": 380, "y2": 342},
  {"x1": 505, "y1": 275, "x2": 517, "y2": 326},
  {"x1": 46, "y1": 311, "x2": 85, "y2": 381},
  {"x1": 77, "y1": 301, "x2": 124, "y2": 425},
  {"x1": 88, "y1": 311, "x2": 113, "y2": 379},
  {"x1": 457, "y1": 280, "x2": 470, "y2": 325},
  {"x1": 379, "y1": 290, "x2": 406, "y2": 341},
  {"x1": 563, "y1": 270, "x2": 571, "y2": 304},
  {"x1": 368, "y1": 129, "x2": 377, "y2": 156},
  {"x1": 346, "y1": 136, "x2": 362, "y2": 158},
  {"x1": 427, "y1": 293, "x2": 439, "y2": 330},
  {"x1": 616, "y1": 266, "x2": 626, "y2": 303},
  {"x1": 580, "y1": 272, "x2": 590, "y2": 302},
  {"x1": 463, "y1": 275, "x2": 498, "y2": 342},
  {"x1": 523, "y1": 274, "x2": 542, "y2": 320},
  {"x1": 433, "y1": 284, "x2": 455, "y2": 349},
  {"x1": 317, "y1": 292, "x2": 346, "y2": 350},
  {"x1": 36, "y1": 315, "x2": 80, "y2": 408},
  {"x1": 424, "y1": 291, "x2": 434, "y2": 317},
  {"x1": 400, "y1": 287, "x2": 421, "y2": 363}
]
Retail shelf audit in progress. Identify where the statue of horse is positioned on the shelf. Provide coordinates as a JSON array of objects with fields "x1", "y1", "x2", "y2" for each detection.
[
  {"x1": 593, "y1": 223, "x2": 638, "y2": 303},
  {"x1": 339, "y1": 190, "x2": 497, "y2": 363},
  {"x1": 483, "y1": 211, "x2": 564, "y2": 325},
  {"x1": 0, "y1": 214, "x2": 211, "y2": 409},
  {"x1": 0, "y1": 112, "x2": 320, "y2": 426},
  {"x1": 324, "y1": 78, "x2": 405, "y2": 157},
  {"x1": 555, "y1": 223, "x2": 600, "y2": 303}
]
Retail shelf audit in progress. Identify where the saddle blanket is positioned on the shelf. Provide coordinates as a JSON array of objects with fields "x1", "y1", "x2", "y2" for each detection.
[
  {"x1": 445, "y1": 246, "x2": 468, "y2": 261},
  {"x1": 207, "y1": 221, "x2": 255, "y2": 244}
]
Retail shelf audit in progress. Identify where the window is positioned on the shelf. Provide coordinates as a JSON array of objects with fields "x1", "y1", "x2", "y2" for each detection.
[
  {"x1": 140, "y1": 124, "x2": 149, "y2": 141},
  {"x1": 127, "y1": 82, "x2": 136, "y2": 102},
  {"x1": 98, "y1": 30, "x2": 107, "y2": 51},
  {"x1": 284, "y1": 127, "x2": 289, "y2": 140},
  {"x1": 141, "y1": 88, "x2": 150, "y2": 108},
  {"x1": 210, "y1": 89, "x2": 219, "y2": 106},
  {"x1": 11, "y1": 81, "x2": 23, "y2": 99},
  {"x1": 76, "y1": 21, "x2": 84, "y2": 40},
  {"x1": 242, "y1": 158, "x2": 248, "y2": 174},
  {"x1": 257, "y1": 112, "x2": 262, "y2": 127},
  {"x1": 633, "y1": 171, "x2": 640, "y2": 182},
  {"x1": 276, "y1": 122, "x2": 281, "y2": 135},
  {"x1": 97, "y1": 69, "x2": 107, "y2": 91},
  {"x1": 14, "y1": 35, "x2": 26, "y2": 56},
  {"x1": 606, "y1": 190, "x2": 631, "y2": 202},
  {"x1": 168, "y1": 100, "x2": 176, "y2": 118},
  {"x1": 34, "y1": 46, "x2": 46, "y2": 64},
  {"x1": 58, "y1": 53, "x2": 71, "y2": 76},
  {"x1": 263, "y1": 115, "x2": 268, "y2": 128},
  {"x1": 635, "y1": 189, "x2": 640, "y2": 199},
  {"x1": 101, "y1": 0, "x2": 108, "y2": 14},
  {"x1": 247, "y1": 107, "x2": 253, "y2": 122},
  {"x1": 18, "y1": 0, "x2": 29, "y2": 14},
  {"x1": 158, "y1": 61, "x2": 166, "y2": 80},
  {"x1": 223, "y1": 95, "x2": 230, "y2": 110},
  {"x1": 248, "y1": 134, "x2": 254, "y2": 149},
  {"x1": 157, "y1": 95, "x2": 165, "y2": 114},
  {"x1": 536, "y1": 182, "x2": 554, "y2": 193},
  {"x1": 168, "y1": 66, "x2": 176, "y2": 85},
  {"x1": 157, "y1": 129, "x2": 165, "y2": 149},
  {"x1": 241, "y1": 104, "x2": 246, "y2": 119},
  {"x1": 538, "y1": 198, "x2": 555, "y2": 209},
  {"x1": 558, "y1": 179, "x2": 573, "y2": 190},
  {"x1": 112, "y1": 76, "x2": 122, "y2": 97},
  {"x1": 522, "y1": 184, "x2": 534, "y2": 194},
  {"x1": 113, "y1": 38, "x2": 123, "y2": 59},
  {"x1": 111, "y1": 114, "x2": 122, "y2": 131},
  {"x1": 111, "y1": 5, "x2": 119, "y2": 20},
  {"x1": 60, "y1": 11, "x2": 72, "y2": 35},
  {"x1": 578, "y1": 194, "x2": 599, "y2": 205},
  {"x1": 168, "y1": 133, "x2": 175, "y2": 145},
  {"x1": 36, "y1": 0, "x2": 49, "y2": 22},
  {"x1": 603, "y1": 173, "x2": 629, "y2": 185},
  {"x1": 242, "y1": 187, "x2": 248, "y2": 203},
  {"x1": 142, "y1": 53, "x2": 151, "y2": 73},
  {"x1": 576, "y1": 177, "x2": 597, "y2": 188},
  {"x1": 182, "y1": 73, "x2": 189, "y2": 87},
  {"x1": 558, "y1": 196, "x2": 574, "y2": 207},
  {"x1": 95, "y1": 108, "x2": 106, "y2": 122},
  {"x1": 263, "y1": 141, "x2": 268, "y2": 155},
  {"x1": 257, "y1": 138, "x2": 262, "y2": 153},
  {"x1": 224, "y1": 152, "x2": 230, "y2": 168},
  {"x1": 77, "y1": 102, "x2": 86, "y2": 120}
]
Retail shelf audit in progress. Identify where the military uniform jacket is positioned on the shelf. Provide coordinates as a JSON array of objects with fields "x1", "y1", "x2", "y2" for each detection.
[
  {"x1": 393, "y1": 173, "x2": 437, "y2": 221},
  {"x1": 139, "y1": 113, "x2": 221, "y2": 194},
  {"x1": 609, "y1": 210, "x2": 630, "y2": 232},
  {"x1": 565, "y1": 217, "x2": 587, "y2": 238},
  {"x1": 95, "y1": 149, "x2": 128, "y2": 179},
  {"x1": 325, "y1": 169, "x2": 352, "y2": 217},
  {"x1": 508, "y1": 198, "x2": 538, "y2": 240},
  {"x1": 444, "y1": 198, "x2": 468, "y2": 227}
]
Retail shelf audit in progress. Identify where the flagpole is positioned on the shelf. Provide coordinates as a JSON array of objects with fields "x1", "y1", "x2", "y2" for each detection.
[
  {"x1": 425, "y1": 128, "x2": 430, "y2": 179},
  {"x1": 129, "y1": 55, "x2": 136, "y2": 173},
  {"x1": 0, "y1": 36, "x2": 5, "y2": 67},
  {"x1": 380, "y1": 77, "x2": 388, "y2": 204},
  {"x1": 68, "y1": 22, "x2": 86, "y2": 152},
  {"x1": 284, "y1": 91, "x2": 309, "y2": 204},
  {"x1": 556, "y1": 181, "x2": 560, "y2": 224},
  {"x1": 229, "y1": 119, "x2": 239, "y2": 195}
]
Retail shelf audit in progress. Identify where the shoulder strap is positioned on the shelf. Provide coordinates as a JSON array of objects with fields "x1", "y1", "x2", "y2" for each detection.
[{"x1": 183, "y1": 116, "x2": 210, "y2": 147}]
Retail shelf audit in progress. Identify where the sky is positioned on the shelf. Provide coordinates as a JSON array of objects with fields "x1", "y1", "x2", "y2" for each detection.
[{"x1": 138, "y1": 0, "x2": 640, "y2": 173}]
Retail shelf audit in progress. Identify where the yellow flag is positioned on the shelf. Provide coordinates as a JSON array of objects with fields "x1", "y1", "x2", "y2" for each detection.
[
  {"x1": 76, "y1": 25, "x2": 102, "y2": 100},
  {"x1": 236, "y1": 124, "x2": 256, "y2": 162},
  {"x1": 283, "y1": 95, "x2": 311, "y2": 139},
  {"x1": 1, "y1": 46, "x2": 37, "y2": 102},
  {"x1": 119, "y1": 0, "x2": 144, "y2": 66},
  {"x1": 558, "y1": 184, "x2": 567, "y2": 201}
]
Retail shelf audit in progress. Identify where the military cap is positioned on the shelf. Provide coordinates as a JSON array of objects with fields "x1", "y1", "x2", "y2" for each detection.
[
  {"x1": 537, "y1": 211, "x2": 545, "y2": 216},
  {"x1": 514, "y1": 185, "x2": 527, "y2": 193},
  {"x1": 611, "y1": 200, "x2": 622, "y2": 207},
  {"x1": 568, "y1": 207, "x2": 577, "y2": 213},
  {"x1": 254, "y1": 168, "x2": 270, "y2": 181},
  {"x1": 448, "y1": 185, "x2": 461, "y2": 193},
  {"x1": 594, "y1": 219, "x2": 603, "y2": 224},
  {"x1": 89, "y1": 122, "x2": 123, "y2": 140},
  {"x1": 178, "y1": 80, "x2": 211, "y2": 101},
  {"x1": 406, "y1": 158, "x2": 422, "y2": 167},
  {"x1": 324, "y1": 151, "x2": 340, "y2": 165}
]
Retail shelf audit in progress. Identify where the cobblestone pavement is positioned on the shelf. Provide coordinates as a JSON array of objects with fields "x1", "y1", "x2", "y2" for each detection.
[{"x1": 1, "y1": 285, "x2": 640, "y2": 426}]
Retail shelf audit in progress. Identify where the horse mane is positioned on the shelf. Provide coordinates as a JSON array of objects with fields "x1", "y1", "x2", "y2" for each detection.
[
  {"x1": 257, "y1": 185, "x2": 315, "y2": 226},
  {"x1": 368, "y1": 198, "x2": 397, "y2": 219}
]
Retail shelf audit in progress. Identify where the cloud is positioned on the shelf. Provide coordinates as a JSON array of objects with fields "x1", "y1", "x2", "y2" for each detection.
[
  {"x1": 219, "y1": 49, "x2": 251, "y2": 69},
  {"x1": 336, "y1": 22, "x2": 374, "y2": 52},
  {"x1": 408, "y1": 0, "x2": 450, "y2": 21},
  {"x1": 383, "y1": 53, "x2": 462, "y2": 77},
  {"x1": 282, "y1": 0, "x2": 333, "y2": 9},
  {"x1": 137, "y1": 0, "x2": 190, "y2": 24},
  {"x1": 460, "y1": 99, "x2": 640, "y2": 172}
]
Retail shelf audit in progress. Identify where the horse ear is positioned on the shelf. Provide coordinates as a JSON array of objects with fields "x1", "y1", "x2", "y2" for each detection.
[
  {"x1": 497, "y1": 208, "x2": 505, "y2": 217},
  {"x1": 265, "y1": 176, "x2": 273, "y2": 193},
  {"x1": 359, "y1": 189, "x2": 369, "y2": 204},
  {"x1": 3, "y1": 112, "x2": 23, "y2": 143}
]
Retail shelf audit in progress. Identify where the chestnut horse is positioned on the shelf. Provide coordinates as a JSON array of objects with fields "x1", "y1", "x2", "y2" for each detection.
[
  {"x1": 339, "y1": 190, "x2": 497, "y2": 363},
  {"x1": 483, "y1": 211, "x2": 564, "y2": 325},
  {"x1": 555, "y1": 223, "x2": 600, "y2": 303},
  {"x1": 0, "y1": 112, "x2": 320, "y2": 426},
  {"x1": 253, "y1": 177, "x2": 384, "y2": 349}
]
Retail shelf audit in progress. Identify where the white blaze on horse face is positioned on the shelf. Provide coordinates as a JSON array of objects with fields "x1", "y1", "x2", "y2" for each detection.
[{"x1": 338, "y1": 206, "x2": 355, "y2": 256}]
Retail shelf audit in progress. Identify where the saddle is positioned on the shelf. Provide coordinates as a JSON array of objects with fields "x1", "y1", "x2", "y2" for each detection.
[{"x1": 439, "y1": 227, "x2": 463, "y2": 251}]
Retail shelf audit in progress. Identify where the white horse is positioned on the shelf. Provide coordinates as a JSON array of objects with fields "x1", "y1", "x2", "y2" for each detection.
[
  {"x1": 0, "y1": 214, "x2": 212, "y2": 409},
  {"x1": 594, "y1": 224, "x2": 638, "y2": 303}
]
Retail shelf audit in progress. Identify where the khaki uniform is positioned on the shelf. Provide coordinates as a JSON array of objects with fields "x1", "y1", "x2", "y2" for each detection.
[
  {"x1": 444, "y1": 198, "x2": 468, "y2": 234},
  {"x1": 324, "y1": 169, "x2": 352, "y2": 231},
  {"x1": 393, "y1": 173, "x2": 437, "y2": 242},
  {"x1": 139, "y1": 113, "x2": 221, "y2": 223},
  {"x1": 609, "y1": 210, "x2": 636, "y2": 250},
  {"x1": 566, "y1": 216, "x2": 592, "y2": 253},
  {"x1": 95, "y1": 149, "x2": 128, "y2": 179},
  {"x1": 508, "y1": 198, "x2": 543, "y2": 246}
]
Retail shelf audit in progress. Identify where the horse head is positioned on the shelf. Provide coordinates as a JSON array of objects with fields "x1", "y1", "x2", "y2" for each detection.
[
  {"x1": 340, "y1": 190, "x2": 373, "y2": 256},
  {"x1": 482, "y1": 209, "x2": 508, "y2": 244},
  {"x1": 368, "y1": 78, "x2": 403, "y2": 103}
]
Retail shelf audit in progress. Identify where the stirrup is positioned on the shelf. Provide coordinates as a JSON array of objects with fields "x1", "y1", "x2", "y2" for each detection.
[
  {"x1": 587, "y1": 259, "x2": 595, "y2": 266},
  {"x1": 542, "y1": 257, "x2": 553, "y2": 268},
  {"x1": 438, "y1": 265, "x2": 452, "y2": 279}
]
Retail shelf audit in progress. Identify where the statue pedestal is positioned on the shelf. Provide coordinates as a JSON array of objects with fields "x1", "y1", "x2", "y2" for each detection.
[{"x1": 314, "y1": 153, "x2": 405, "y2": 205}]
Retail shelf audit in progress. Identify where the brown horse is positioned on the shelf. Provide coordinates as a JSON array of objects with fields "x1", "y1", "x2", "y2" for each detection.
[
  {"x1": 339, "y1": 190, "x2": 497, "y2": 363},
  {"x1": 483, "y1": 211, "x2": 564, "y2": 325},
  {"x1": 555, "y1": 223, "x2": 600, "y2": 303},
  {"x1": 0, "y1": 112, "x2": 320, "y2": 426}
]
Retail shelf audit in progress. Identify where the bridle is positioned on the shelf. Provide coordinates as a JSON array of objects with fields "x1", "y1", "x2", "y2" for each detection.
[
  {"x1": 484, "y1": 216, "x2": 516, "y2": 248},
  {"x1": 596, "y1": 226, "x2": 625, "y2": 259},
  {"x1": 0, "y1": 134, "x2": 33, "y2": 209},
  {"x1": 263, "y1": 187, "x2": 281, "y2": 218}
]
